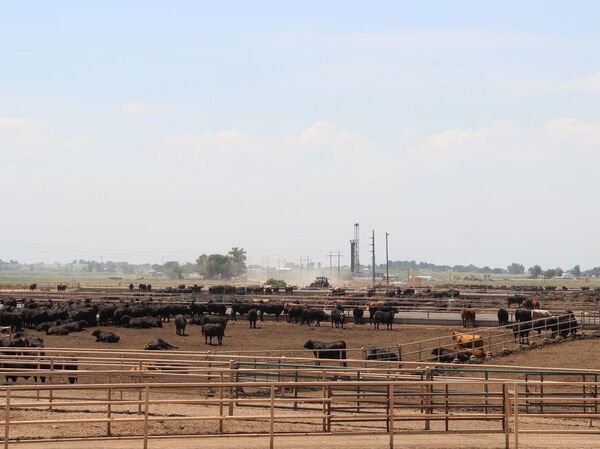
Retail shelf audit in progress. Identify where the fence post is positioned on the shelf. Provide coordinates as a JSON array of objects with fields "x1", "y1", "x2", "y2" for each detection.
[
  {"x1": 138, "y1": 361, "x2": 143, "y2": 414},
  {"x1": 444, "y1": 383, "x2": 449, "y2": 431},
  {"x1": 4, "y1": 388, "x2": 10, "y2": 449},
  {"x1": 107, "y1": 377, "x2": 112, "y2": 437},
  {"x1": 270, "y1": 385, "x2": 275, "y2": 449},
  {"x1": 502, "y1": 383, "x2": 510, "y2": 449},
  {"x1": 49, "y1": 358, "x2": 54, "y2": 411},
  {"x1": 322, "y1": 373, "x2": 328, "y2": 432},
  {"x1": 484, "y1": 371, "x2": 489, "y2": 415},
  {"x1": 594, "y1": 373, "x2": 598, "y2": 427},
  {"x1": 424, "y1": 367, "x2": 432, "y2": 430},
  {"x1": 143, "y1": 386, "x2": 150, "y2": 449},
  {"x1": 219, "y1": 372, "x2": 224, "y2": 433},
  {"x1": 228, "y1": 360, "x2": 235, "y2": 416},
  {"x1": 294, "y1": 368, "x2": 299, "y2": 410},
  {"x1": 513, "y1": 384, "x2": 519, "y2": 449},
  {"x1": 388, "y1": 384, "x2": 394, "y2": 449},
  {"x1": 540, "y1": 373, "x2": 544, "y2": 414},
  {"x1": 326, "y1": 384, "x2": 332, "y2": 432},
  {"x1": 356, "y1": 371, "x2": 361, "y2": 413}
]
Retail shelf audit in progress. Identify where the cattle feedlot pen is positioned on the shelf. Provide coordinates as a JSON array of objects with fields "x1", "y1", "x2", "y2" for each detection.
[
  {"x1": 0, "y1": 349, "x2": 600, "y2": 448},
  {"x1": 0, "y1": 379, "x2": 600, "y2": 449}
]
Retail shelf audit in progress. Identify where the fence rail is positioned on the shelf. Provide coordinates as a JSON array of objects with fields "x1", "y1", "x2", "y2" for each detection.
[{"x1": 0, "y1": 378, "x2": 599, "y2": 448}]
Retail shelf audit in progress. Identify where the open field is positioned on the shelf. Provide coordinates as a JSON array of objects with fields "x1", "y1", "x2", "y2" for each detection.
[{"x1": 2, "y1": 272, "x2": 600, "y2": 290}]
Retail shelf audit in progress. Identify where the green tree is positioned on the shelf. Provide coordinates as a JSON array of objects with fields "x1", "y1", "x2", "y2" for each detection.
[
  {"x1": 266, "y1": 278, "x2": 287, "y2": 287},
  {"x1": 196, "y1": 254, "x2": 208, "y2": 276},
  {"x1": 529, "y1": 265, "x2": 542, "y2": 278},
  {"x1": 571, "y1": 265, "x2": 581, "y2": 277},
  {"x1": 205, "y1": 254, "x2": 235, "y2": 279},
  {"x1": 507, "y1": 263, "x2": 525, "y2": 275},
  {"x1": 555, "y1": 267, "x2": 563, "y2": 278},
  {"x1": 166, "y1": 261, "x2": 183, "y2": 280},
  {"x1": 228, "y1": 247, "x2": 247, "y2": 264},
  {"x1": 544, "y1": 268, "x2": 557, "y2": 278}
]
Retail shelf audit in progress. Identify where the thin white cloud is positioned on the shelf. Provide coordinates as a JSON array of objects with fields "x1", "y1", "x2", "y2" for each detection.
[
  {"x1": 561, "y1": 70, "x2": 600, "y2": 93},
  {"x1": 122, "y1": 101, "x2": 174, "y2": 117},
  {"x1": 0, "y1": 117, "x2": 94, "y2": 157},
  {"x1": 151, "y1": 121, "x2": 374, "y2": 163}
]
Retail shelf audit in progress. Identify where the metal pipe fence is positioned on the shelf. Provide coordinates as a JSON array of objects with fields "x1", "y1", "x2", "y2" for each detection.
[{"x1": 0, "y1": 378, "x2": 599, "y2": 448}]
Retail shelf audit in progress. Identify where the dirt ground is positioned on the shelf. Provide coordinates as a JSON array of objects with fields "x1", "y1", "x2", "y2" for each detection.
[
  {"x1": 487, "y1": 336, "x2": 600, "y2": 370},
  {"x1": 29, "y1": 320, "x2": 457, "y2": 355},
  {"x1": 8, "y1": 321, "x2": 600, "y2": 448},
  {"x1": 10, "y1": 433, "x2": 600, "y2": 449}
]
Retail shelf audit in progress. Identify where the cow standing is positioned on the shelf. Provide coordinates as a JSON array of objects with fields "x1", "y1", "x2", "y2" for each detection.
[
  {"x1": 304, "y1": 340, "x2": 347, "y2": 367},
  {"x1": 461, "y1": 308, "x2": 476, "y2": 328},
  {"x1": 175, "y1": 314, "x2": 187, "y2": 336},
  {"x1": 330, "y1": 308, "x2": 345, "y2": 328},
  {"x1": 497, "y1": 308, "x2": 509, "y2": 326},
  {"x1": 248, "y1": 308, "x2": 258, "y2": 329}
]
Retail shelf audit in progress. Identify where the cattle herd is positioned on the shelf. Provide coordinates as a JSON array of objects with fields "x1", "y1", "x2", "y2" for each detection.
[
  {"x1": 428, "y1": 297, "x2": 580, "y2": 363},
  {"x1": 0, "y1": 286, "x2": 585, "y2": 371}
]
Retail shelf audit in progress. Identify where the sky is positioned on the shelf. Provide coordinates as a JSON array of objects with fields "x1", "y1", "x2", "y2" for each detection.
[{"x1": 1, "y1": 1, "x2": 599, "y2": 269}]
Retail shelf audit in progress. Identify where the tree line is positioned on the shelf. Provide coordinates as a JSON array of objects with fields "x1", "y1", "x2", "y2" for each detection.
[{"x1": 381, "y1": 260, "x2": 596, "y2": 278}]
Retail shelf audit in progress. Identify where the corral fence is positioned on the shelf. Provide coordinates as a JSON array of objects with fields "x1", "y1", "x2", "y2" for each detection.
[
  {"x1": 370, "y1": 311, "x2": 589, "y2": 363},
  {"x1": 3, "y1": 289, "x2": 600, "y2": 317},
  {"x1": 1, "y1": 377, "x2": 600, "y2": 449}
]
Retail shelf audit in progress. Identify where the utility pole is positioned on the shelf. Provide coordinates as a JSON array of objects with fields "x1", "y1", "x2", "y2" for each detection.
[
  {"x1": 328, "y1": 252, "x2": 333, "y2": 278},
  {"x1": 370, "y1": 230, "x2": 376, "y2": 288},
  {"x1": 385, "y1": 232, "x2": 389, "y2": 287},
  {"x1": 336, "y1": 251, "x2": 342, "y2": 280}
]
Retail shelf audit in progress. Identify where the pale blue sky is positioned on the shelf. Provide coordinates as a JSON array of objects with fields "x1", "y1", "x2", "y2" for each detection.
[{"x1": 1, "y1": 1, "x2": 599, "y2": 268}]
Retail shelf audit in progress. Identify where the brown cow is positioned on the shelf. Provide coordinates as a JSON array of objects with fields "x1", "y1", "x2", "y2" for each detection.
[
  {"x1": 452, "y1": 331, "x2": 483, "y2": 350},
  {"x1": 461, "y1": 309, "x2": 476, "y2": 327}
]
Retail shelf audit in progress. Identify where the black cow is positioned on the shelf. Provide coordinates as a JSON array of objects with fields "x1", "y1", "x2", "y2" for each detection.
[
  {"x1": 304, "y1": 340, "x2": 347, "y2": 366},
  {"x1": 515, "y1": 309, "x2": 532, "y2": 323},
  {"x1": 91, "y1": 330, "x2": 120, "y2": 343},
  {"x1": 195, "y1": 315, "x2": 227, "y2": 331},
  {"x1": 203, "y1": 323, "x2": 225, "y2": 345},
  {"x1": 507, "y1": 295, "x2": 527, "y2": 308},
  {"x1": 330, "y1": 308, "x2": 345, "y2": 328},
  {"x1": 365, "y1": 348, "x2": 398, "y2": 361},
  {"x1": 497, "y1": 308, "x2": 509, "y2": 326},
  {"x1": 69, "y1": 307, "x2": 97, "y2": 326},
  {"x1": 175, "y1": 314, "x2": 187, "y2": 336},
  {"x1": 353, "y1": 307, "x2": 364, "y2": 324},
  {"x1": 231, "y1": 302, "x2": 252, "y2": 320},
  {"x1": 558, "y1": 312, "x2": 578, "y2": 337},
  {"x1": 190, "y1": 301, "x2": 208, "y2": 317},
  {"x1": 287, "y1": 305, "x2": 305, "y2": 324},
  {"x1": 97, "y1": 304, "x2": 117, "y2": 325},
  {"x1": 248, "y1": 308, "x2": 258, "y2": 328},
  {"x1": 57, "y1": 284, "x2": 67, "y2": 292},
  {"x1": 145, "y1": 338, "x2": 177, "y2": 350},
  {"x1": 431, "y1": 348, "x2": 470, "y2": 363},
  {"x1": 0, "y1": 311, "x2": 23, "y2": 331},
  {"x1": 122, "y1": 316, "x2": 162, "y2": 328},
  {"x1": 207, "y1": 301, "x2": 227, "y2": 315},
  {"x1": 373, "y1": 310, "x2": 395, "y2": 330},
  {"x1": 258, "y1": 303, "x2": 284, "y2": 321},
  {"x1": 300, "y1": 308, "x2": 327, "y2": 327},
  {"x1": 29, "y1": 283, "x2": 37, "y2": 291},
  {"x1": 46, "y1": 324, "x2": 73, "y2": 335},
  {"x1": 512, "y1": 321, "x2": 532, "y2": 344}
]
